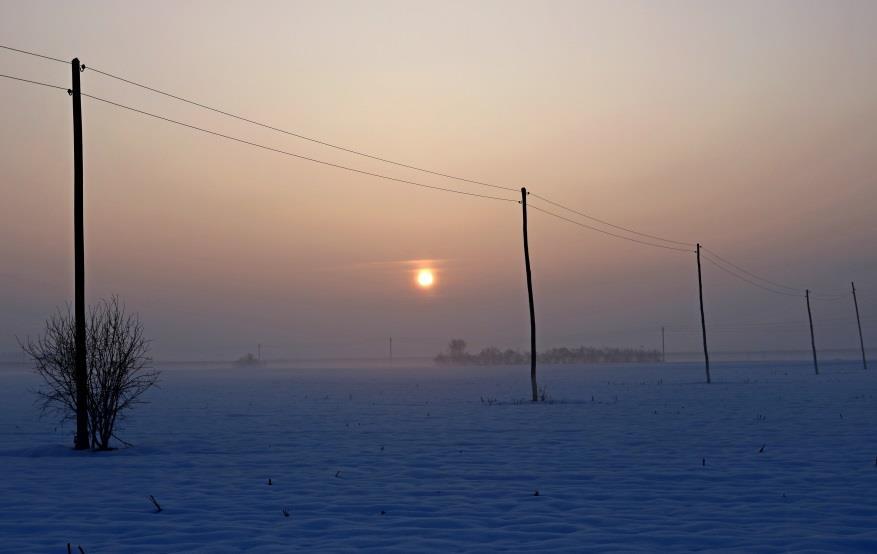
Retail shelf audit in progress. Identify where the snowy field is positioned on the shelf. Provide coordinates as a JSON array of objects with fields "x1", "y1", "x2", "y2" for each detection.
[{"x1": 1, "y1": 360, "x2": 875, "y2": 553}]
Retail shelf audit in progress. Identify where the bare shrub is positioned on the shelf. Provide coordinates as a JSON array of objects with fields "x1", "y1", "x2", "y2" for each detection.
[{"x1": 20, "y1": 296, "x2": 158, "y2": 450}]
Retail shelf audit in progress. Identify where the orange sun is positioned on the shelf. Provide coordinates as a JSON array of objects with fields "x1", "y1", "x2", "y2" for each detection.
[{"x1": 416, "y1": 269, "x2": 435, "y2": 288}]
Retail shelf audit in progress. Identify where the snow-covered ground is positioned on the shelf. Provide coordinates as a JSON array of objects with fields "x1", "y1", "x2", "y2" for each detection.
[{"x1": 1, "y1": 360, "x2": 875, "y2": 553}]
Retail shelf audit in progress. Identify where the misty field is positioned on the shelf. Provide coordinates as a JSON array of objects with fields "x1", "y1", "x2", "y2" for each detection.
[{"x1": 1, "y1": 361, "x2": 875, "y2": 552}]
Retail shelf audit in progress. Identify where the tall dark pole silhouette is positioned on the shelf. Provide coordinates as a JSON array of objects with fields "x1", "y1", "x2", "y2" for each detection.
[
  {"x1": 661, "y1": 326, "x2": 666, "y2": 363},
  {"x1": 71, "y1": 58, "x2": 89, "y2": 450},
  {"x1": 805, "y1": 289, "x2": 818, "y2": 375},
  {"x1": 696, "y1": 244, "x2": 710, "y2": 384},
  {"x1": 521, "y1": 187, "x2": 537, "y2": 401},
  {"x1": 852, "y1": 281, "x2": 867, "y2": 370}
]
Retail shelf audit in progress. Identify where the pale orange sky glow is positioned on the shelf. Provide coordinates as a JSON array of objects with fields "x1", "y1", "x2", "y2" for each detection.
[{"x1": 1, "y1": 1, "x2": 875, "y2": 360}]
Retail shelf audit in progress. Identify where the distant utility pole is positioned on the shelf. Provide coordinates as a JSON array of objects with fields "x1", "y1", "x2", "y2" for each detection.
[
  {"x1": 257, "y1": 343, "x2": 262, "y2": 362},
  {"x1": 696, "y1": 244, "x2": 711, "y2": 384},
  {"x1": 521, "y1": 187, "x2": 537, "y2": 402},
  {"x1": 805, "y1": 289, "x2": 818, "y2": 375},
  {"x1": 661, "y1": 326, "x2": 666, "y2": 363},
  {"x1": 71, "y1": 57, "x2": 89, "y2": 450},
  {"x1": 389, "y1": 337, "x2": 393, "y2": 364},
  {"x1": 851, "y1": 281, "x2": 867, "y2": 370}
]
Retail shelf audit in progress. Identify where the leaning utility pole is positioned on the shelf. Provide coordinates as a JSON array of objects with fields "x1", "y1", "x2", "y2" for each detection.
[
  {"x1": 696, "y1": 244, "x2": 711, "y2": 383},
  {"x1": 521, "y1": 187, "x2": 537, "y2": 401},
  {"x1": 805, "y1": 289, "x2": 818, "y2": 375},
  {"x1": 71, "y1": 58, "x2": 89, "y2": 450},
  {"x1": 851, "y1": 281, "x2": 867, "y2": 370}
]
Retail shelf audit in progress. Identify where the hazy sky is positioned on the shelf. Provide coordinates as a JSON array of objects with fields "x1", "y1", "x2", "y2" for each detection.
[{"x1": 2, "y1": 1, "x2": 876, "y2": 360}]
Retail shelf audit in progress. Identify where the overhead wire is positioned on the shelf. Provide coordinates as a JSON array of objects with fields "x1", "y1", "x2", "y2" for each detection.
[
  {"x1": 702, "y1": 246, "x2": 848, "y2": 299},
  {"x1": 0, "y1": 70, "x2": 517, "y2": 203},
  {"x1": 0, "y1": 73, "x2": 67, "y2": 91},
  {"x1": 0, "y1": 46, "x2": 757, "y2": 257},
  {"x1": 79, "y1": 92, "x2": 518, "y2": 203},
  {"x1": 85, "y1": 54, "x2": 734, "y2": 254},
  {"x1": 81, "y1": 65, "x2": 518, "y2": 193},
  {"x1": 0, "y1": 45, "x2": 67, "y2": 65},
  {"x1": 87, "y1": 56, "x2": 725, "y2": 250},
  {"x1": 0, "y1": 43, "x2": 517, "y2": 196},
  {"x1": 529, "y1": 192, "x2": 694, "y2": 247},
  {"x1": 700, "y1": 252, "x2": 804, "y2": 297},
  {"x1": 700, "y1": 246, "x2": 801, "y2": 292},
  {"x1": 526, "y1": 203, "x2": 695, "y2": 253},
  {"x1": 809, "y1": 291, "x2": 849, "y2": 301},
  {"x1": 0, "y1": 48, "x2": 865, "y2": 304}
]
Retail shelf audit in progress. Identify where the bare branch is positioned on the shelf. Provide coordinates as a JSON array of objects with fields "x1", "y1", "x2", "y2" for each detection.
[{"x1": 20, "y1": 296, "x2": 159, "y2": 450}]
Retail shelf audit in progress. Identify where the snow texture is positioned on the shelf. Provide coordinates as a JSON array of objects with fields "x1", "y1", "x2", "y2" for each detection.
[{"x1": 0, "y1": 361, "x2": 875, "y2": 552}]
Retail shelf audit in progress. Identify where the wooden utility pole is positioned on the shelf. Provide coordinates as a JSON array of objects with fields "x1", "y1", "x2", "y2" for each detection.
[
  {"x1": 852, "y1": 281, "x2": 867, "y2": 370},
  {"x1": 661, "y1": 326, "x2": 666, "y2": 363},
  {"x1": 696, "y1": 244, "x2": 711, "y2": 383},
  {"x1": 805, "y1": 289, "x2": 818, "y2": 375},
  {"x1": 71, "y1": 58, "x2": 89, "y2": 450},
  {"x1": 521, "y1": 187, "x2": 537, "y2": 401}
]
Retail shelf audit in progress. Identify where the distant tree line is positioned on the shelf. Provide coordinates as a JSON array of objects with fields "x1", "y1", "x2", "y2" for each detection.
[{"x1": 434, "y1": 339, "x2": 661, "y2": 366}]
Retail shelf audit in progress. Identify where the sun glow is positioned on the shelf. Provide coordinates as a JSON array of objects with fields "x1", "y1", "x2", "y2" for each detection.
[{"x1": 416, "y1": 269, "x2": 435, "y2": 288}]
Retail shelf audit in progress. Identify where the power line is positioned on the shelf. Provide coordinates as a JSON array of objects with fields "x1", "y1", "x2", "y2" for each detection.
[
  {"x1": 664, "y1": 319, "x2": 804, "y2": 333},
  {"x1": 0, "y1": 44, "x2": 514, "y2": 195},
  {"x1": 700, "y1": 252, "x2": 803, "y2": 297},
  {"x1": 0, "y1": 73, "x2": 67, "y2": 91},
  {"x1": 0, "y1": 45, "x2": 67, "y2": 65},
  {"x1": 530, "y1": 192, "x2": 694, "y2": 247},
  {"x1": 79, "y1": 92, "x2": 518, "y2": 203},
  {"x1": 0, "y1": 45, "x2": 764, "y2": 257},
  {"x1": 81, "y1": 65, "x2": 518, "y2": 193},
  {"x1": 701, "y1": 252, "x2": 801, "y2": 297},
  {"x1": 82, "y1": 59, "x2": 729, "y2": 255},
  {"x1": 1, "y1": 72, "x2": 517, "y2": 202},
  {"x1": 809, "y1": 293, "x2": 849, "y2": 301},
  {"x1": 0, "y1": 43, "x2": 517, "y2": 197},
  {"x1": 0, "y1": 55, "x2": 865, "y2": 300},
  {"x1": 527, "y1": 203, "x2": 694, "y2": 253},
  {"x1": 702, "y1": 246, "x2": 847, "y2": 298},
  {"x1": 701, "y1": 246, "x2": 801, "y2": 292}
]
